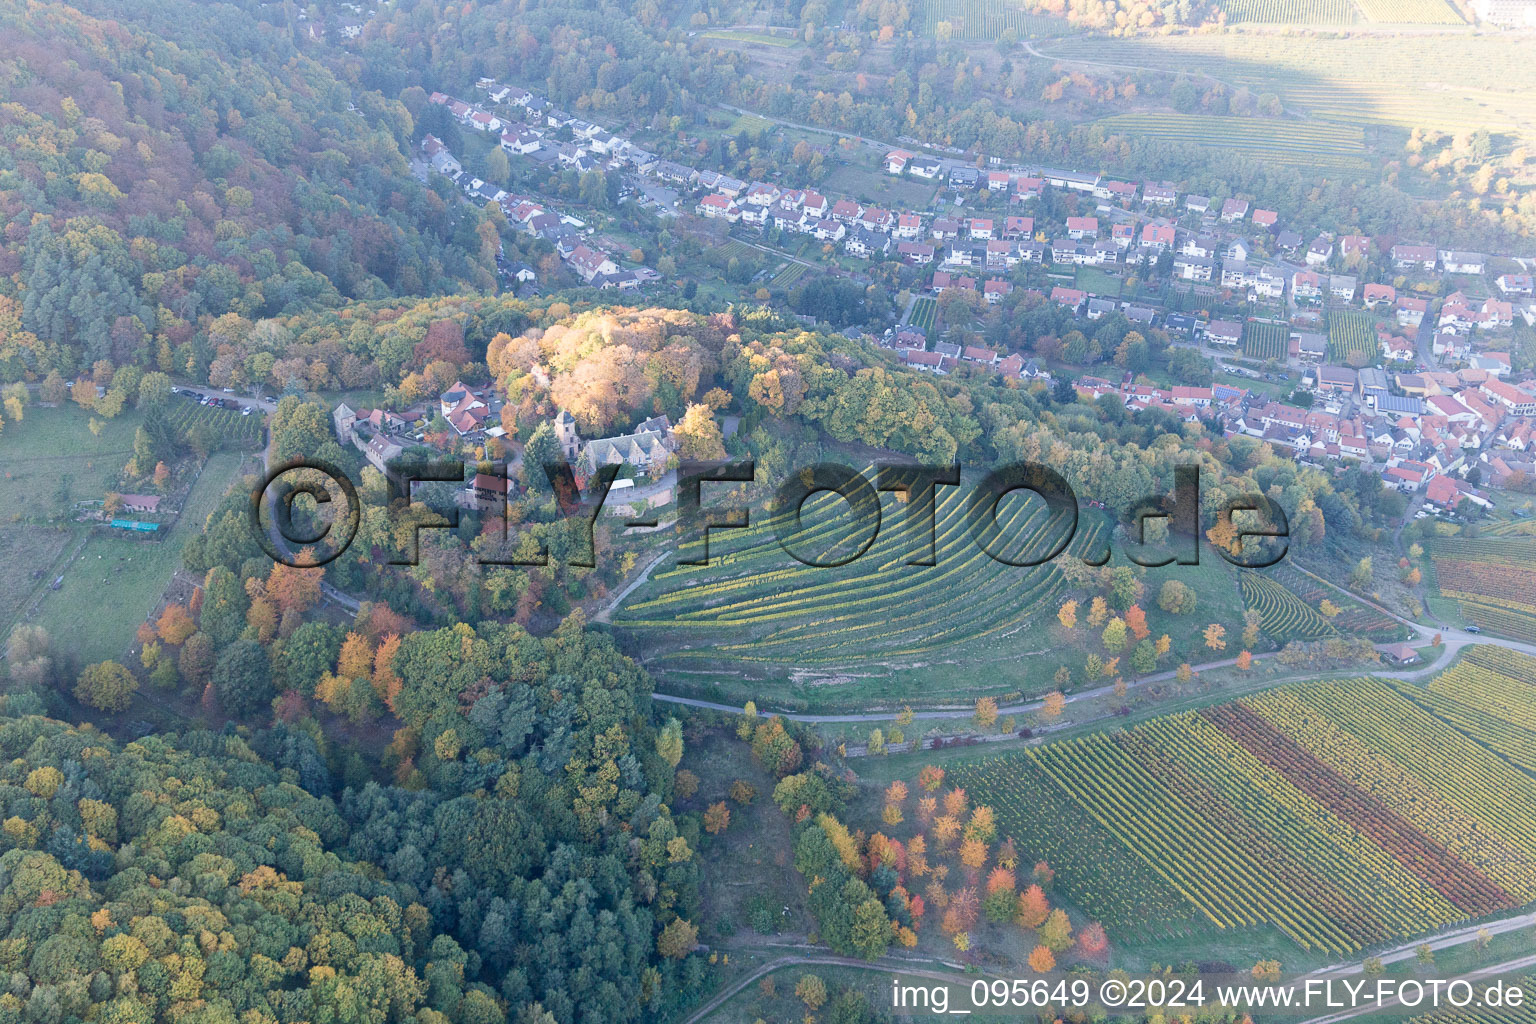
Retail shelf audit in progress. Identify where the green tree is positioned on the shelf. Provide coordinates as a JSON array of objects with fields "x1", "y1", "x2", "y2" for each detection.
[{"x1": 213, "y1": 639, "x2": 273, "y2": 718}]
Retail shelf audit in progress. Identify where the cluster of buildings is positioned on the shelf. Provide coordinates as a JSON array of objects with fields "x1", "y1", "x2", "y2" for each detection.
[
  {"x1": 422, "y1": 80, "x2": 671, "y2": 290},
  {"x1": 332, "y1": 383, "x2": 681, "y2": 514},
  {"x1": 1071, "y1": 361, "x2": 1536, "y2": 512}
]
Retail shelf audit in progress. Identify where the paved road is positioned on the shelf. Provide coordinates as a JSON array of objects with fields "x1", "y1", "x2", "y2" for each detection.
[
  {"x1": 592, "y1": 548, "x2": 670, "y2": 624},
  {"x1": 680, "y1": 952, "x2": 965, "y2": 1024},
  {"x1": 1300, "y1": 952, "x2": 1536, "y2": 1024}
]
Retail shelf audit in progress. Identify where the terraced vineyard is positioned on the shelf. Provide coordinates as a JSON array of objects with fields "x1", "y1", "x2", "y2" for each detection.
[
  {"x1": 1219, "y1": 0, "x2": 1358, "y2": 23},
  {"x1": 1240, "y1": 570, "x2": 1338, "y2": 644},
  {"x1": 908, "y1": 296, "x2": 938, "y2": 331},
  {"x1": 1266, "y1": 563, "x2": 1407, "y2": 642},
  {"x1": 1328, "y1": 310, "x2": 1380, "y2": 366},
  {"x1": 164, "y1": 399, "x2": 264, "y2": 448},
  {"x1": 952, "y1": 657, "x2": 1536, "y2": 954},
  {"x1": 1352, "y1": 0, "x2": 1462, "y2": 23},
  {"x1": 769, "y1": 261, "x2": 809, "y2": 288},
  {"x1": 1093, "y1": 114, "x2": 1369, "y2": 172},
  {"x1": 1431, "y1": 538, "x2": 1536, "y2": 644},
  {"x1": 1242, "y1": 321, "x2": 1289, "y2": 361},
  {"x1": 1041, "y1": 36, "x2": 1536, "y2": 143},
  {"x1": 609, "y1": 474, "x2": 1110, "y2": 690},
  {"x1": 918, "y1": 0, "x2": 1074, "y2": 39}
]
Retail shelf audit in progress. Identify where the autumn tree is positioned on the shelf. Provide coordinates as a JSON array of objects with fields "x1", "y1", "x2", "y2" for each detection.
[
  {"x1": 1040, "y1": 691, "x2": 1066, "y2": 722},
  {"x1": 1086, "y1": 596, "x2": 1108, "y2": 628},
  {"x1": 673, "y1": 403, "x2": 726, "y2": 460},
  {"x1": 656, "y1": 918, "x2": 699, "y2": 959},
  {"x1": 1057, "y1": 599, "x2": 1078, "y2": 629},
  {"x1": 918, "y1": 764, "x2": 945, "y2": 792},
  {"x1": 974, "y1": 696, "x2": 998, "y2": 729},
  {"x1": 75, "y1": 661, "x2": 139, "y2": 711},
  {"x1": 1016, "y1": 885, "x2": 1050, "y2": 929},
  {"x1": 1236, "y1": 650, "x2": 1254, "y2": 671},
  {"x1": 730, "y1": 780, "x2": 756, "y2": 805},
  {"x1": 703, "y1": 802, "x2": 731, "y2": 834},
  {"x1": 266, "y1": 559, "x2": 323, "y2": 615},
  {"x1": 656, "y1": 718, "x2": 684, "y2": 768},
  {"x1": 1028, "y1": 945, "x2": 1056, "y2": 972},
  {"x1": 1078, "y1": 922, "x2": 1109, "y2": 957},
  {"x1": 1158, "y1": 579, "x2": 1196, "y2": 614},
  {"x1": 795, "y1": 974, "x2": 827, "y2": 1011},
  {"x1": 1125, "y1": 604, "x2": 1149, "y2": 641},
  {"x1": 156, "y1": 603, "x2": 197, "y2": 645},
  {"x1": 1204, "y1": 623, "x2": 1227, "y2": 651}
]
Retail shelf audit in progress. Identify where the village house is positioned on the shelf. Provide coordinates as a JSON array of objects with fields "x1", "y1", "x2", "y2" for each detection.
[
  {"x1": 1205, "y1": 320, "x2": 1242, "y2": 347},
  {"x1": 1392, "y1": 244, "x2": 1439, "y2": 271},
  {"x1": 583, "y1": 415, "x2": 677, "y2": 478},
  {"x1": 568, "y1": 244, "x2": 618, "y2": 283}
]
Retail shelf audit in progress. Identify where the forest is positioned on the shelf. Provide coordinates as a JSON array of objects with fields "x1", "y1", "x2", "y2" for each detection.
[{"x1": 0, "y1": 0, "x2": 501, "y2": 380}]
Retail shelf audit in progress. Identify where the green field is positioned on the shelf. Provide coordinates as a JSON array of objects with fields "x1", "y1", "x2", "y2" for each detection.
[
  {"x1": 1328, "y1": 310, "x2": 1381, "y2": 366},
  {"x1": 908, "y1": 296, "x2": 938, "y2": 330},
  {"x1": 918, "y1": 0, "x2": 1075, "y2": 39},
  {"x1": 1241, "y1": 321, "x2": 1289, "y2": 361},
  {"x1": 820, "y1": 162, "x2": 936, "y2": 209},
  {"x1": 702, "y1": 30, "x2": 799, "y2": 48},
  {"x1": 1044, "y1": 35, "x2": 1533, "y2": 142},
  {"x1": 1094, "y1": 113, "x2": 1370, "y2": 172},
  {"x1": 28, "y1": 451, "x2": 247, "y2": 667},
  {"x1": 1219, "y1": 0, "x2": 1358, "y2": 24},
  {"x1": 0, "y1": 406, "x2": 140, "y2": 520},
  {"x1": 727, "y1": 111, "x2": 775, "y2": 134},
  {"x1": 1075, "y1": 266, "x2": 1122, "y2": 297}
]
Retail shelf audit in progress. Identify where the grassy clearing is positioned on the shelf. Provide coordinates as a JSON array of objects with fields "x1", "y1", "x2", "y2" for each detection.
[
  {"x1": 0, "y1": 405, "x2": 140, "y2": 520},
  {"x1": 29, "y1": 451, "x2": 247, "y2": 667},
  {"x1": 1076, "y1": 266, "x2": 1123, "y2": 297},
  {"x1": 702, "y1": 30, "x2": 799, "y2": 48},
  {"x1": 684, "y1": 731, "x2": 813, "y2": 945},
  {"x1": 821, "y1": 163, "x2": 936, "y2": 209}
]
